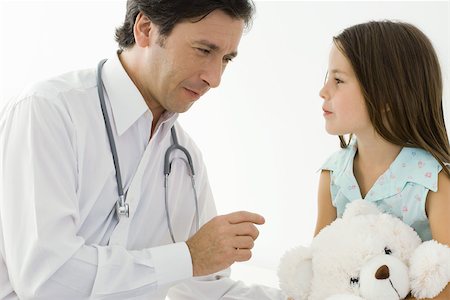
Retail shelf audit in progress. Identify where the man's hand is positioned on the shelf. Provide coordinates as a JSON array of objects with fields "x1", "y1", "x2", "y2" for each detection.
[{"x1": 186, "y1": 211, "x2": 265, "y2": 276}]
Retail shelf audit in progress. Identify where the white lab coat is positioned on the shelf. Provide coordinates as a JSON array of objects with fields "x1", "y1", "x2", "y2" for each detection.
[{"x1": 0, "y1": 53, "x2": 285, "y2": 300}]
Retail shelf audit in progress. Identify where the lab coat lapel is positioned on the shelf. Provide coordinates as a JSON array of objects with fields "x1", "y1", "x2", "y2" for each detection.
[{"x1": 108, "y1": 116, "x2": 179, "y2": 246}]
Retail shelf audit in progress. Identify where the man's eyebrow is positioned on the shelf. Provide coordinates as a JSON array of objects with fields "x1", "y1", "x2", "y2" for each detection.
[{"x1": 196, "y1": 40, "x2": 238, "y2": 58}]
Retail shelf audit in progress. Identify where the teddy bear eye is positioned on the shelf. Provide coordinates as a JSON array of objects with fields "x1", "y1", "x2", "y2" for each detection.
[
  {"x1": 350, "y1": 277, "x2": 360, "y2": 286},
  {"x1": 384, "y1": 247, "x2": 392, "y2": 255}
]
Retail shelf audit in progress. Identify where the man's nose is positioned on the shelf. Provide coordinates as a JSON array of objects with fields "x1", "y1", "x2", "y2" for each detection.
[{"x1": 201, "y1": 61, "x2": 223, "y2": 88}]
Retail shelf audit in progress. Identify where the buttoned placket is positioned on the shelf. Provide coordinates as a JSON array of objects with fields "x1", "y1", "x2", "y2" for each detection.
[{"x1": 108, "y1": 121, "x2": 169, "y2": 246}]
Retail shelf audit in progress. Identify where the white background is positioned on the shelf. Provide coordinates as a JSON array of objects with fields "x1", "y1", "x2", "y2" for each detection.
[{"x1": 1, "y1": 0, "x2": 449, "y2": 288}]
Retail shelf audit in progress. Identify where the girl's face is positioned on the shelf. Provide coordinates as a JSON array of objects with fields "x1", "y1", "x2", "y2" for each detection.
[{"x1": 319, "y1": 44, "x2": 373, "y2": 137}]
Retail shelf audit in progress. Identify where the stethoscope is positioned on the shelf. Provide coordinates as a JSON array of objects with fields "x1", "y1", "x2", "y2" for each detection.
[{"x1": 96, "y1": 59, "x2": 200, "y2": 243}]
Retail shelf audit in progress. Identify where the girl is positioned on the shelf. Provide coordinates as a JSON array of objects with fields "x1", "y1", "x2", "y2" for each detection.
[{"x1": 317, "y1": 21, "x2": 450, "y2": 299}]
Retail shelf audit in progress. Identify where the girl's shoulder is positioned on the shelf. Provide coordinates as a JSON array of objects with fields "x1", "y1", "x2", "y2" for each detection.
[
  {"x1": 392, "y1": 147, "x2": 442, "y2": 192},
  {"x1": 320, "y1": 143, "x2": 357, "y2": 173},
  {"x1": 395, "y1": 147, "x2": 441, "y2": 171}
]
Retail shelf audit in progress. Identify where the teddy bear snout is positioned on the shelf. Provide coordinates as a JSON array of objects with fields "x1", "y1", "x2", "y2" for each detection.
[{"x1": 375, "y1": 265, "x2": 390, "y2": 280}]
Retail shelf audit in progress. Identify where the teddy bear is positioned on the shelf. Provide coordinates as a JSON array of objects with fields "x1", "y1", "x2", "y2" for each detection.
[{"x1": 278, "y1": 200, "x2": 450, "y2": 300}]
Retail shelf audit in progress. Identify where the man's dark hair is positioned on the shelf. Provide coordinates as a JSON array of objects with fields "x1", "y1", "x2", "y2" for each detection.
[{"x1": 115, "y1": 0, "x2": 255, "y2": 49}]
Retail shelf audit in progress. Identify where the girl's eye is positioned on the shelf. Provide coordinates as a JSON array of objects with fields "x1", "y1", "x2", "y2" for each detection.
[
  {"x1": 384, "y1": 247, "x2": 392, "y2": 255},
  {"x1": 223, "y1": 57, "x2": 233, "y2": 64},
  {"x1": 350, "y1": 277, "x2": 360, "y2": 286},
  {"x1": 335, "y1": 78, "x2": 343, "y2": 84}
]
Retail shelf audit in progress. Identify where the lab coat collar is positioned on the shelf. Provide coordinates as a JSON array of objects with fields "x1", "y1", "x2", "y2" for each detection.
[{"x1": 101, "y1": 51, "x2": 178, "y2": 136}]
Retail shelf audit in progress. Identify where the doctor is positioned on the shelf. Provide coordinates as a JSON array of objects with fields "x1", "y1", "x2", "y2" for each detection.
[{"x1": 0, "y1": 0, "x2": 285, "y2": 299}]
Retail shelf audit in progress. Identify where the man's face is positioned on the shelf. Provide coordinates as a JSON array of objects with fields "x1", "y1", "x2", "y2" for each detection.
[{"x1": 138, "y1": 10, "x2": 245, "y2": 114}]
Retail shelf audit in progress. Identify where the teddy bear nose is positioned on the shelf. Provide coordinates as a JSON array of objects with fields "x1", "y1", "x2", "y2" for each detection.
[{"x1": 375, "y1": 265, "x2": 390, "y2": 280}]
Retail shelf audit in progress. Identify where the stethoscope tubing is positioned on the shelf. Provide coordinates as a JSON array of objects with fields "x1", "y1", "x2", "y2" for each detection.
[
  {"x1": 96, "y1": 59, "x2": 200, "y2": 242},
  {"x1": 97, "y1": 59, "x2": 128, "y2": 217}
]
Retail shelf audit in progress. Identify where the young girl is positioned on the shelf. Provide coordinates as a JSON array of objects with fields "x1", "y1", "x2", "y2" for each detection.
[{"x1": 317, "y1": 21, "x2": 450, "y2": 299}]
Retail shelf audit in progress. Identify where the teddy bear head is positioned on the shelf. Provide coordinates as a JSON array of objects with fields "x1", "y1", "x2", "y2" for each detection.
[{"x1": 278, "y1": 200, "x2": 422, "y2": 300}]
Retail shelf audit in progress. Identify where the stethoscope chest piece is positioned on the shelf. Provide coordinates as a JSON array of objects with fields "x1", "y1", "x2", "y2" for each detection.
[{"x1": 116, "y1": 195, "x2": 129, "y2": 218}]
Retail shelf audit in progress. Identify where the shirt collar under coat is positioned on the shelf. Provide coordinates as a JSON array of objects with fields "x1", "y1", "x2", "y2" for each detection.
[
  {"x1": 100, "y1": 51, "x2": 178, "y2": 137},
  {"x1": 333, "y1": 137, "x2": 441, "y2": 202}
]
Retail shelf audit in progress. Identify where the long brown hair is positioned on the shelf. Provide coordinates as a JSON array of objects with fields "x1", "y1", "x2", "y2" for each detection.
[{"x1": 334, "y1": 20, "x2": 450, "y2": 176}]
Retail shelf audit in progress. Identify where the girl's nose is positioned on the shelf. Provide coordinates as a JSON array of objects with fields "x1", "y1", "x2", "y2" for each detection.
[{"x1": 319, "y1": 84, "x2": 329, "y2": 100}]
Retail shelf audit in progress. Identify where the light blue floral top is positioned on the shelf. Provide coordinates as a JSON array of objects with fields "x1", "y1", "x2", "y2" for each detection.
[{"x1": 321, "y1": 138, "x2": 443, "y2": 241}]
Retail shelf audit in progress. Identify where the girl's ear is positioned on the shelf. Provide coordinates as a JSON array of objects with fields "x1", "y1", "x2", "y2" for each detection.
[
  {"x1": 133, "y1": 12, "x2": 154, "y2": 48},
  {"x1": 278, "y1": 246, "x2": 313, "y2": 299}
]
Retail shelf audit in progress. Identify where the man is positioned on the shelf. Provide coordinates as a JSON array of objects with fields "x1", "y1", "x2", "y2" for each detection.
[{"x1": 0, "y1": 0, "x2": 285, "y2": 299}]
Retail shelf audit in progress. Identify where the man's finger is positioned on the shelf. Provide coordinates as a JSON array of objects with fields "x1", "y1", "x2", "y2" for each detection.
[
  {"x1": 231, "y1": 223, "x2": 260, "y2": 240},
  {"x1": 232, "y1": 235, "x2": 255, "y2": 249},
  {"x1": 225, "y1": 211, "x2": 265, "y2": 225},
  {"x1": 234, "y1": 248, "x2": 252, "y2": 262}
]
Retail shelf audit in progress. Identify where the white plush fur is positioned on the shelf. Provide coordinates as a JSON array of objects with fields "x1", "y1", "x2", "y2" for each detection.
[
  {"x1": 278, "y1": 200, "x2": 448, "y2": 300},
  {"x1": 326, "y1": 295, "x2": 365, "y2": 300},
  {"x1": 409, "y1": 240, "x2": 450, "y2": 299},
  {"x1": 341, "y1": 200, "x2": 381, "y2": 219},
  {"x1": 278, "y1": 246, "x2": 313, "y2": 299}
]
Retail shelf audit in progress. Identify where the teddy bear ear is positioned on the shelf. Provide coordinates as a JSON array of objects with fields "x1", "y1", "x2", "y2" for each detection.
[
  {"x1": 342, "y1": 199, "x2": 381, "y2": 220},
  {"x1": 410, "y1": 240, "x2": 450, "y2": 299},
  {"x1": 278, "y1": 246, "x2": 313, "y2": 299}
]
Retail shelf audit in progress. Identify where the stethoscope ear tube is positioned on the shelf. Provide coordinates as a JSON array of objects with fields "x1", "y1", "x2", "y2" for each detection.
[
  {"x1": 164, "y1": 127, "x2": 195, "y2": 176},
  {"x1": 97, "y1": 59, "x2": 128, "y2": 218}
]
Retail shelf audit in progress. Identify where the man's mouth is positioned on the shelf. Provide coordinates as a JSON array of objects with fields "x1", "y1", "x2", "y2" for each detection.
[{"x1": 183, "y1": 87, "x2": 201, "y2": 100}]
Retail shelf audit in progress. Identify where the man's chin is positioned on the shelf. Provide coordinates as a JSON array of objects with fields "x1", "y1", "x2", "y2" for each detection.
[{"x1": 170, "y1": 103, "x2": 194, "y2": 114}]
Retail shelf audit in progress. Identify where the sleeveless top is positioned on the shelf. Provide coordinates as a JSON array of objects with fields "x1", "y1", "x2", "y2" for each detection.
[{"x1": 321, "y1": 138, "x2": 443, "y2": 241}]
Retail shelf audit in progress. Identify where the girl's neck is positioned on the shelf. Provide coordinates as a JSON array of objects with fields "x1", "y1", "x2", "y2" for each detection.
[
  {"x1": 355, "y1": 136, "x2": 401, "y2": 166},
  {"x1": 353, "y1": 134, "x2": 402, "y2": 198}
]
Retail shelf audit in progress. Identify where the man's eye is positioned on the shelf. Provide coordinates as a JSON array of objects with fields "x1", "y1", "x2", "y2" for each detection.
[
  {"x1": 335, "y1": 78, "x2": 343, "y2": 84},
  {"x1": 196, "y1": 48, "x2": 210, "y2": 55}
]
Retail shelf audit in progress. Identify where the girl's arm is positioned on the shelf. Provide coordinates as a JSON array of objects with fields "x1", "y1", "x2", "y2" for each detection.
[
  {"x1": 314, "y1": 170, "x2": 337, "y2": 236},
  {"x1": 407, "y1": 171, "x2": 450, "y2": 300}
]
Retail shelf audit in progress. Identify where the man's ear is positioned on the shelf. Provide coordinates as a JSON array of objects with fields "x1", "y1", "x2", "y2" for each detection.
[{"x1": 133, "y1": 12, "x2": 154, "y2": 47}]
